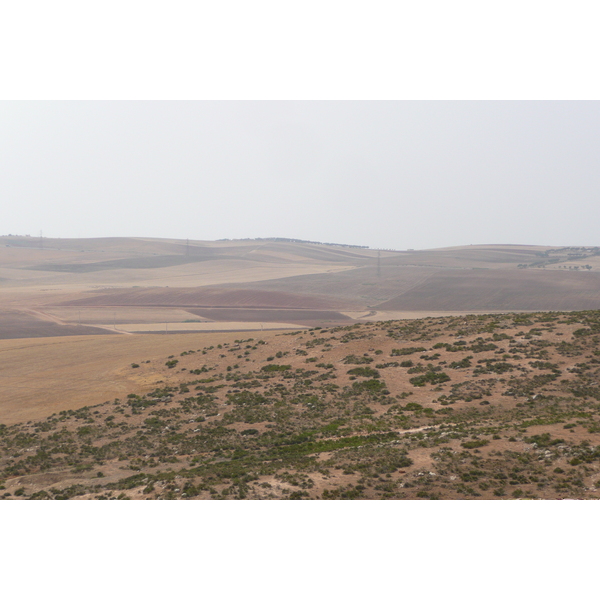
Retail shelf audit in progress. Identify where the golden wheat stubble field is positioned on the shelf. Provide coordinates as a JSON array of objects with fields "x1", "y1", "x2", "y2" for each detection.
[{"x1": 0, "y1": 330, "x2": 288, "y2": 425}]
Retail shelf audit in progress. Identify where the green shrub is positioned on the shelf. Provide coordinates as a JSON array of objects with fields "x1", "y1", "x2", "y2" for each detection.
[
  {"x1": 404, "y1": 402, "x2": 423, "y2": 411},
  {"x1": 409, "y1": 371, "x2": 450, "y2": 387},
  {"x1": 449, "y1": 357, "x2": 472, "y2": 369},
  {"x1": 343, "y1": 354, "x2": 373, "y2": 364},
  {"x1": 391, "y1": 347, "x2": 426, "y2": 356},
  {"x1": 347, "y1": 367, "x2": 380, "y2": 378},
  {"x1": 260, "y1": 364, "x2": 291, "y2": 372},
  {"x1": 352, "y1": 379, "x2": 387, "y2": 393},
  {"x1": 240, "y1": 429, "x2": 259, "y2": 436},
  {"x1": 524, "y1": 433, "x2": 565, "y2": 447},
  {"x1": 461, "y1": 439, "x2": 489, "y2": 449}
]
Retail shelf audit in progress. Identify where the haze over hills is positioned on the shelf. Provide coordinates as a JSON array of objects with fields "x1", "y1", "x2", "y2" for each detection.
[
  {"x1": 2, "y1": 235, "x2": 600, "y2": 500},
  {"x1": 1, "y1": 235, "x2": 600, "y2": 340}
]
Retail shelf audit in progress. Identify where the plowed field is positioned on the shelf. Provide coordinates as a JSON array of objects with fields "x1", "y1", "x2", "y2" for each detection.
[
  {"x1": 0, "y1": 310, "x2": 118, "y2": 340},
  {"x1": 60, "y1": 287, "x2": 344, "y2": 309}
]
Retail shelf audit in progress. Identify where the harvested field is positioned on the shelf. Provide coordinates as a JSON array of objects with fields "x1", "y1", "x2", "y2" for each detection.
[
  {"x1": 0, "y1": 236, "x2": 362, "y2": 292},
  {"x1": 109, "y1": 322, "x2": 306, "y2": 333},
  {"x1": 0, "y1": 310, "x2": 117, "y2": 340},
  {"x1": 24, "y1": 254, "x2": 229, "y2": 273},
  {"x1": 379, "y1": 245, "x2": 552, "y2": 268},
  {"x1": 44, "y1": 307, "x2": 204, "y2": 325},
  {"x1": 0, "y1": 330, "x2": 284, "y2": 424},
  {"x1": 186, "y1": 308, "x2": 352, "y2": 324},
  {"x1": 342, "y1": 309, "x2": 530, "y2": 321},
  {"x1": 375, "y1": 269, "x2": 600, "y2": 312}
]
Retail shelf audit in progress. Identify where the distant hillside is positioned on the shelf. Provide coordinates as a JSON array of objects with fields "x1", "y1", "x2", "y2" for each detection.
[{"x1": 0, "y1": 236, "x2": 599, "y2": 340}]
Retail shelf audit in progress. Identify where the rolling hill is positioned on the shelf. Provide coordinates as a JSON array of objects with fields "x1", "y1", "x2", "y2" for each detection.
[{"x1": 1, "y1": 236, "x2": 599, "y2": 340}]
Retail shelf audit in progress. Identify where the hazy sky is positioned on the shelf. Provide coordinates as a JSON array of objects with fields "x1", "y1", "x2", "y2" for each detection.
[{"x1": 1, "y1": 101, "x2": 599, "y2": 250}]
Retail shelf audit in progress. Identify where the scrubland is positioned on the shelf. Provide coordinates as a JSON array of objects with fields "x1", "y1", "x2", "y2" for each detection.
[{"x1": 4, "y1": 310, "x2": 600, "y2": 500}]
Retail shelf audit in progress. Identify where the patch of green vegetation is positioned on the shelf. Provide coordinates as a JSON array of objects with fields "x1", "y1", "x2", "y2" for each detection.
[
  {"x1": 260, "y1": 364, "x2": 292, "y2": 372},
  {"x1": 409, "y1": 371, "x2": 450, "y2": 387},
  {"x1": 342, "y1": 354, "x2": 373, "y2": 364},
  {"x1": 391, "y1": 347, "x2": 426, "y2": 356},
  {"x1": 347, "y1": 367, "x2": 380, "y2": 378}
]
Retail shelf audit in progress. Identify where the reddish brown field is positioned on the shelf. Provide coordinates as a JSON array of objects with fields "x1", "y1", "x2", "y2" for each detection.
[{"x1": 0, "y1": 309, "x2": 117, "y2": 340}]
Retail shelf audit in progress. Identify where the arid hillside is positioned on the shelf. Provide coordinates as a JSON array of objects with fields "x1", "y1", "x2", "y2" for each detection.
[
  {"x1": 1, "y1": 236, "x2": 599, "y2": 339},
  {"x1": 3, "y1": 310, "x2": 600, "y2": 500}
]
